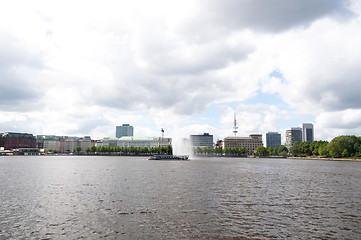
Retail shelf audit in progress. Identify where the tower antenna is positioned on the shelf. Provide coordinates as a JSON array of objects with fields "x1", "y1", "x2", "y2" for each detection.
[{"x1": 233, "y1": 112, "x2": 238, "y2": 137}]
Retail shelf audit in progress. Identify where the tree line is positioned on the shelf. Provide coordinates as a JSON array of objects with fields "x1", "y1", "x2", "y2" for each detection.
[
  {"x1": 254, "y1": 135, "x2": 361, "y2": 158},
  {"x1": 193, "y1": 145, "x2": 289, "y2": 157},
  {"x1": 194, "y1": 146, "x2": 250, "y2": 156},
  {"x1": 194, "y1": 135, "x2": 361, "y2": 159},
  {"x1": 83, "y1": 145, "x2": 173, "y2": 155},
  {"x1": 288, "y1": 135, "x2": 361, "y2": 158}
]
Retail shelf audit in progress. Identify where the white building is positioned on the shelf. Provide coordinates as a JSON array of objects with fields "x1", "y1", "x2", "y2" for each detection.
[
  {"x1": 96, "y1": 136, "x2": 171, "y2": 148},
  {"x1": 64, "y1": 136, "x2": 94, "y2": 153},
  {"x1": 43, "y1": 140, "x2": 61, "y2": 152},
  {"x1": 117, "y1": 137, "x2": 160, "y2": 148}
]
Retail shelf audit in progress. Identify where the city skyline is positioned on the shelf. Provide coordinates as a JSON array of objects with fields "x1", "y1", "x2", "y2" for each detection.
[
  {"x1": 0, "y1": 120, "x2": 317, "y2": 144},
  {"x1": 1, "y1": 1, "x2": 361, "y2": 142}
]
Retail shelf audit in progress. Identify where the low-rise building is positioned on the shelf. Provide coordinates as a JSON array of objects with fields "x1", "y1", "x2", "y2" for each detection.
[
  {"x1": 37, "y1": 135, "x2": 62, "y2": 152},
  {"x1": 159, "y1": 137, "x2": 172, "y2": 147},
  {"x1": 117, "y1": 136, "x2": 160, "y2": 148},
  {"x1": 96, "y1": 136, "x2": 171, "y2": 148},
  {"x1": 44, "y1": 140, "x2": 61, "y2": 152},
  {"x1": 64, "y1": 136, "x2": 94, "y2": 153}
]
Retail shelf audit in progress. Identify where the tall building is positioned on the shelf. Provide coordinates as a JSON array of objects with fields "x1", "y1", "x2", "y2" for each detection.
[
  {"x1": 266, "y1": 132, "x2": 281, "y2": 148},
  {"x1": 302, "y1": 123, "x2": 314, "y2": 143},
  {"x1": 116, "y1": 124, "x2": 134, "y2": 138},
  {"x1": 223, "y1": 134, "x2": 263, "y2": 153},
  {"x1": 190, "y1": 133, "x2": 214, "y2": 148},
  {"x1": 285, "y1": 128, "x2": 302, "y2": 149}
]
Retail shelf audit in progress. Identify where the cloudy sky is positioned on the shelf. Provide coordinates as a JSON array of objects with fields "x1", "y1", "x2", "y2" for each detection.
[{"x1": 1, "y1": 0, "x2": 361, "y2": 143}]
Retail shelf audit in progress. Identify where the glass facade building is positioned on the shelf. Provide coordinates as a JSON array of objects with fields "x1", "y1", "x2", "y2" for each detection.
[
  {"x1": 116, "y1": 124, "x2": 134, "y2": 138},
  {"x1": 190, "y1": 133, "x2": 214, "y2": 148},
  {"x1": 266, "y1": 132, "x2": 281, "y2": 148},
  {"x1": 285, "y1": 128, "x2": 302, "y2": 149},
  {"x1": 302, "y1": 123, "x2": 314, "y2": 143}
]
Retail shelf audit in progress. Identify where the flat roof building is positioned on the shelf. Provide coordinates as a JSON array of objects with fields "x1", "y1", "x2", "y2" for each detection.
[
  {"x1": 0, "y1": 132, "x2": 37, "y2": 150},
  {"x1": 116, "y1": 124, "x2": 134, "y2": 138},
  {"x1": 223, "y1": 134, "x2": 263, "y2": 153},
  {"x1": 302, "y1": 123, "x2": 314, "y2": 143},
  {"x1": 96, "y1": 136, "x2": 171, "y2": 148},
  {"x1": 190, "y1": 133, "x2": 213, "y2": 148},
  {"x1": 286, "y1": 128, "x2": 302, "y2": 149},
  {"x1": 266, "y1": 132, "x2": 281, "y2": 148}
]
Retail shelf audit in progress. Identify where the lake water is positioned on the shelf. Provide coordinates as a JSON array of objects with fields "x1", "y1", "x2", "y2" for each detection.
[{"x1": 0, "y1": 156, "x2": 360, "y2": 239}]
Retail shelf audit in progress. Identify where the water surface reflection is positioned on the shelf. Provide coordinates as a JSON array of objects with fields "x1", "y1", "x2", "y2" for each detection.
[{"x1": 0, "y1": 156, "x2": 360, "y2": 239}]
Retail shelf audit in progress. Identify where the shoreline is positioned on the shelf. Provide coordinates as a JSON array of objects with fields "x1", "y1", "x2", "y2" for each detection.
[
  {"x1": 287, "y1": 156, "x2": 361, "y2": 162},
  {"x1": 2, "y1": 154, "x2": 361, "y2": 162}
]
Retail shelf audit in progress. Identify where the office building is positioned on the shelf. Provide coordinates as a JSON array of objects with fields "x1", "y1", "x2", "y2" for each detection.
[
  {"x1": 96, "y1": 136, "x2": 171, "y2": 148},
  {"x1": 302, "y1": 123, "x2": 314, "y2": 143},
  {"x1": 116, "y1": 124, "x2": 134, "y2": 138},
  {"x1": 63, "y1": 136, "x2": 94, "y2": 153},
  {"x1": 285, "y1": 128, "x2": 302, "y2": 149},
  {"x1": 190, "y1": 133, "x2": 214, "y2": 148},
  {"x1": 266, "y1": 132, "x2": 281, "y2": 148},
  {"x1": 223, "y1": 134, "x2": 263, "y2": 153},
  {"x1": 117, "y1": 137, "x2": 163, "y2": 148},
  {"x1": 0, "y1": 132, "x2": 37, "y2": 150}
]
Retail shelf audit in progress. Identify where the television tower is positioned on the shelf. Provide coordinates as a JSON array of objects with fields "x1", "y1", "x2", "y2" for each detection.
[{"x1": 233, "y1": 112, "x2": 238, "y2": 137}]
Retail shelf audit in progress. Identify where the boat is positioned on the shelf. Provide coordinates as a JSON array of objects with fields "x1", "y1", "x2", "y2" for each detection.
[{"x1": 148, "y1": 155, "x2": 189, "y2": 160}]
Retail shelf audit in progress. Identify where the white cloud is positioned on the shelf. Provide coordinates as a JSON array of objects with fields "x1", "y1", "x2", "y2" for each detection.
[
  {"x1": 316, "y1": 109, "x2": 361, "y2": 129},
  {"x1": 0, "y1": 0, "x2": 361, "y2": 142}
]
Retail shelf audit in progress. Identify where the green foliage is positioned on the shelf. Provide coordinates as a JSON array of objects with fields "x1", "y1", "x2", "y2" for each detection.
[
  {"x1": 44, "y1": 149, "x2": 57, "y2": 153},
  {"x1": 290, "y1": 142, "x2": 301, "y2": 156},
  {"x1": 276, "y1": 145, "x2": 288, "y2": 156},
  {"x1": 90, "y1": 145, "x2": 97, "y2": 152},
  {"x1": 310, "y1": 140, "x2": 328, "y2": 156},
  {"x1": 255, "y1": 146, "x2": 268, "y2": 156},
  {"x1": 285, "y1": 136, "x2": 361, "y2": 159},
  {"x1": 85, "y1": 145, "x2": 172, "y2": 155},
  {"x1": 327, "y1": 135, "x2": 360, "y2": 158},
  {"x1": 73, "y1": 146, "x2": 82, "y2": 153}
]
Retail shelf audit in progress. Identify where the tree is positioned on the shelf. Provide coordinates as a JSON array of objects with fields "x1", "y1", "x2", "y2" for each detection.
[
  {"x1": 342, "y1": 149, "x2": 349, "y2": 158},
  {"x1": 73, "y1": 146, "x2": 82, "y2": 153},
  {"x1": 90, "y1": 145, "x2": 97, "y2": 152},
  {"x1": 290, "y1": 142, "x2": 301, "y2": 156},
  {"x1": 299, "y1": 141, "x2": 312, "y2": 156},
  {"x1": 166, "y1": 145, "x2": 173, "y2": 155},
  {"x1": 318, "y1": 144, "x2": 329, "y2": 157},
  {"x1": 327, "y1": 136, "x2": 358, "y2": 158},
  {"x1": 278, "y1": 145, "x2": 288, "y2": 155},
  {"x1": 255, "y1": 146, "x2": 268, "y2": 156},
  {"x1": 215, "y1": 147, "x2": 223, "y2": 155}
]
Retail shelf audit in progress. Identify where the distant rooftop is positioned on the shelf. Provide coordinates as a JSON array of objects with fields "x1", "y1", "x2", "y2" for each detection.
[
  {"x1": 2, "y1": 132, "x2": 35, "y2": 138},
  {"x1": 118, "y1": 136, "x2": 158, "y2": 141}
]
